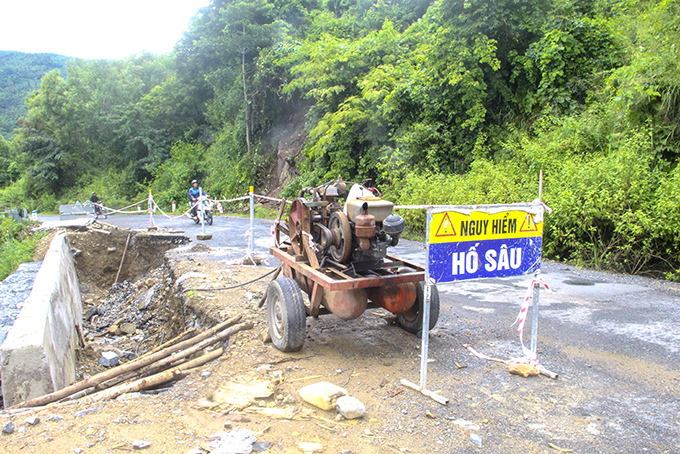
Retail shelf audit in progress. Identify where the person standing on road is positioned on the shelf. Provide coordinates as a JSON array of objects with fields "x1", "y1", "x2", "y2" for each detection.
[{"x1": 189, "y1": 180, "x2": 206, "y2": 220}]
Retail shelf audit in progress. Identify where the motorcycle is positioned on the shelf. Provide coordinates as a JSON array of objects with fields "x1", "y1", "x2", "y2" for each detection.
[{"x1": 192, "y1": 194, "x2": 213, "y2": 225}]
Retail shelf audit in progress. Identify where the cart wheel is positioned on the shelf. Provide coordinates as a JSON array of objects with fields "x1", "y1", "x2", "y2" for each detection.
[
  {"x1": 266, "y1": 278, "x2": 307, "y2": 352},
  {"x1": 206, "y1": 211, "x2": 213, "y2": 225},
  {"x1": 397, "y1": 282, "x2": 440, "y2": 334}
]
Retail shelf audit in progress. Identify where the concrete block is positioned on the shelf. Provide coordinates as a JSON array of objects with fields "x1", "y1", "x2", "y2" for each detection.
[{"x1": 1, "y1": 233, "x2": 83, "y2": 407}]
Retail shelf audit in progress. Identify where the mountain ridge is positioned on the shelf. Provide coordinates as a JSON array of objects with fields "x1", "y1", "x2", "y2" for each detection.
[{"x1": 0, "y1": 50, "x2": 72, "y2": 139}]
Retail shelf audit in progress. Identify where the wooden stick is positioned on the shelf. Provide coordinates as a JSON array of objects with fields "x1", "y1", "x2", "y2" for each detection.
[
  {"x1": 114, "y1": 233, "x2": 131, "y2": 284},
  {"x1": 89, "y1": 227, "x2": 112, "y2": 235},
  {"x1": 538, "y1": 365, "x2": 559, "y2": 379},
  {"x1": 84, "y1": 368, "x2": 189, "y2": 403},
  {"x1": 10, "y1": 316, "x2": 242, "y2": 409},
  {"x1": 136, "y1": 328, "x2": 199, "y2": 361},
  {"x1": 97, "y1": 322, "x2": 252, "y2": 390}
]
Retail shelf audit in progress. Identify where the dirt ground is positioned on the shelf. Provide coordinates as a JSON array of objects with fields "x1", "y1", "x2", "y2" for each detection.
[{"x1": 1, "y1": 230, "x2": 676, "y2": 453}]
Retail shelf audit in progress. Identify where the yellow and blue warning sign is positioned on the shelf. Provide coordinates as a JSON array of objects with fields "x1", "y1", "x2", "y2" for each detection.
[{"x1": 428, "y1": 207, "x2": 543, "y2": 283}]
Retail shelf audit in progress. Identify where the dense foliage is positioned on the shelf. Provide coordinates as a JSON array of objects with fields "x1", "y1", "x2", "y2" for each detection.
[
  {"x1": 1, "y1": 0, "x2": 679, "y2": 278},
  {"x1": 0, "y1": 51, "x2": 70, "y2": 140},
  {"x1": 0, "y1": 217, "x2": 43, "y2": 281}
]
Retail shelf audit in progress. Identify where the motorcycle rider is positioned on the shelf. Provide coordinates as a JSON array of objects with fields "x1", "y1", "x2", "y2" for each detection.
[
  {"x1": 90, "y1": 192, "x2": 106, "y2": 218},
  {"x1": 188, "y1": 180, "x2": 207, "y2": 220}
]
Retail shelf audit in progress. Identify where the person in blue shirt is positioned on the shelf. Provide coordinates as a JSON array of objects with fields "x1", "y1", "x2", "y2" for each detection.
[{"x1": 188, "y1": 180, "x2": 206, "y2": 220}]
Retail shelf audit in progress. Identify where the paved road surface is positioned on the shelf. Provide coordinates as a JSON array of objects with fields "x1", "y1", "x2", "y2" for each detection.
[{"x1": 39, "y1": 213, "x2": 680, "y2": 451}]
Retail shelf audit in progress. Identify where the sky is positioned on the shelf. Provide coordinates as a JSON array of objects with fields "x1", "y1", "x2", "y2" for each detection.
[{"x1": 0, "y1": 0, "x2": 211, "y2": 60}]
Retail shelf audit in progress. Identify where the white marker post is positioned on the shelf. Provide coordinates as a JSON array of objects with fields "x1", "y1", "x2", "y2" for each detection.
[
  {"x1": 249, "y1": 186, "x2": 255, "y2": 258},
  {"x1": 196, "y1": 187, "x2": 212, "y2": 240}
]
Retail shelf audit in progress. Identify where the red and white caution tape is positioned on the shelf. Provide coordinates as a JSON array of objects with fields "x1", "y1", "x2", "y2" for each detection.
[{"x1": 509, "y1": 276, "x2": 552, "y2": 365}]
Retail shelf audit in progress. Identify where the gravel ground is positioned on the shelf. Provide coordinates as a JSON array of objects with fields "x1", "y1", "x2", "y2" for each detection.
[{"x1": 1, "y1": 216, "x2": 678, "y2": 453}]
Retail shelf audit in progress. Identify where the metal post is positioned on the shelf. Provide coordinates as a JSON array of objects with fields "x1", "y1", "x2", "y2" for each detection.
[
  {"x1": 402, "y1": 207, "x2": 448, "y2": 405},
  {"x1": 148, "y1": 190, "x2": 153, "y2": 226},
  {"x1": 249, "y1": 186, "x2": 255, "y2": 258},
  {"x1": 530, "y1": 271, "x2": 540, "y2": 354},
  {"x1": 419, "y1": 208, "x2": 433, "y2": 389}
]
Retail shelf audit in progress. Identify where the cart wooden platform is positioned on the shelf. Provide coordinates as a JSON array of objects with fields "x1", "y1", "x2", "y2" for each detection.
[{"x1": 265, "y1": 245, "x2": 439, "y2": 352}]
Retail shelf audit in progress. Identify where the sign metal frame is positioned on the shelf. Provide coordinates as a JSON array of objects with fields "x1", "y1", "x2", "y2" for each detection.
[{"x1": 403, "y1": 202, "x2": 546, "y2": 405}]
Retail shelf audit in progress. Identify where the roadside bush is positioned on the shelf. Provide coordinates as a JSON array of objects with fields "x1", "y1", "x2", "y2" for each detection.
[
  {"x1": 544, "y1": 133, "x2": 660, "y2": 274},
  {"x1": 0, "y1": 217, "x2": 42, "y2": 281},
  {"x1": 383, "y1": 119, "x2": 680, "y2": 278}
]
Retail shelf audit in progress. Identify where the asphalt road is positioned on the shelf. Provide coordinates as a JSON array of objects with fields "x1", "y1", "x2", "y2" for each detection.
[{"x1": 41, "y1": 212, "x2": 680, "y2": 451}]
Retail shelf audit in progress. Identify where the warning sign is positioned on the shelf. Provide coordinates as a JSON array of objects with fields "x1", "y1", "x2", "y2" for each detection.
[
  {"x1": 520, "y1": 213, "x2": 538, "y2": 232},
  {"x1": 429, "y1": 210, "x2": 543, "y2": 244},
  {"x1": 435, "y1": 212, "x2": 456, "y2": 237},
  {"x1": 428, "y1": 206, "x2": 544, "y2": 283}
]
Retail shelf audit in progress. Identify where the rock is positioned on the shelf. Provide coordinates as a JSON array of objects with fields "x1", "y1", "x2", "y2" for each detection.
[
  {"x1": 244, "y1": 291, "x2": 257, "y2": 300},
  {"x1": 508, "y1": 363, "x2": 540, "y2": 377},
  {"x1": 261, "y1": 330, "x2": 272, "y2": 344},
  {"x1": 299, "y1": 382, "x2": 348, "y2": 411},
  {"x1": 73, "y1": 449, "x2": 83, "y2": 453},
  {"x1": 200, "y1": 371, "x2": 212, "y2": 378},
  {"x1": 241, "y1": 255, "x2": 262, "y2": 266},
  {"x1": 298, "y1": 442, "x2": 324, "y2": 453},
  {"x1": 108, "y1": 324, "x2": 123, "y2": 336},
  {"x1": 252, "y1": 441, "x2": 272, "y2": 453},
  {"x1": 99, "y1": 351, "x2": 120, "y2": 367},
  {"x1": 282, "y1": 394, "x2": 296, "y2": 405},
  {"x1": 120, "y1": 323, "x2": 137, "y2": 335},
  {"x1": 175, "y1": 272, "x2": 208, "y2": 287},
  {"x1": 2, "y1": 421, "x2": 14, "y2": 434},
  {"x1": 25, "y1": 416, "x2": 40, "y2": 425},
  {"x1": 83, "y1": 306, "x2": 99, "y2": 321},
  {"x1": 335, "y1": 396, "x2": 366, "y2": 419},
  {"x1": 470, "y1": 433, "x2": 483, "y2": 447},
  {"x1": 135, "y1": 286, "x2": 157, "y2": 310},
  {"x1": 46, "y1": 415, "x2": 63, "y2": 422},
  {"x1": 107, "y1": 247, "x2": 117, "y2": 253},
  {"x1": 207, "y1": 428, "x2": 256, "y2": 453},
  {"x1": 132, "y1": 440, "x2": 152, "y2": 449}
]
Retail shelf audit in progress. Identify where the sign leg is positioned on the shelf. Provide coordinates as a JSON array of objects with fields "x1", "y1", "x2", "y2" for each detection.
[{"x1": 530, "y1": 272, "x2": 540, "y2": 355}]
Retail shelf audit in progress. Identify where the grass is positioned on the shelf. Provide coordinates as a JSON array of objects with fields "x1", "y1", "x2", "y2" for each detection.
[{"x1": 0, "y1": 217, "x2": 44, "y2": 281}]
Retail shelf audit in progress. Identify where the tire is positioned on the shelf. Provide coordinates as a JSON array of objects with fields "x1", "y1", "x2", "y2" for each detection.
[
  {"x1": 397, "y1": 282, "x2": 440, "y2": 334},
  {"x1": 266, "y1": 278, "x2": 307, "y2": 352},
  {"x1": 206, "y1": 211, "x2": 213, "y2": 225},
  {"x1": 193, "y1": 214, "x2": 200, "y2": 224}
]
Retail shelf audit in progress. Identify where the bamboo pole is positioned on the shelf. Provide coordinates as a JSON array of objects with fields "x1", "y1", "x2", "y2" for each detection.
[
  {"x1": 114, "y1": 233, "x2": 131, "y2": 284},
  {"x1": 94, "y1": 322, "x2": 252, "y2": 391},
  {"x1": 10, "y1": 316, "x2": 243, "y2": 409},
  {"x1": 85, "y1": 348, "x2": 226, "y2": 403}
]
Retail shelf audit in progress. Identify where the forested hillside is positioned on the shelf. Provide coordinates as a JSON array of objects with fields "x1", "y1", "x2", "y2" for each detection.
[
  {"x1": 0, "y1": 51, "x2": 71, "y2": 139},
  {"x1": 1, "y1": 0, "x2": 679, "y2": 278}
]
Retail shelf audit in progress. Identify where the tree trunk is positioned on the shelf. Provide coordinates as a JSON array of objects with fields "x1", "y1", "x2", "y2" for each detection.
[{"x1": 242, "y1": 23, "x2": 251, "y2": 154}]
